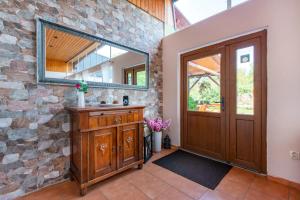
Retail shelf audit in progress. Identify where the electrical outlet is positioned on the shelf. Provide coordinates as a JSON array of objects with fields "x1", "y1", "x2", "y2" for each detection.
[{"x1": 289, "y1": 151, "x2": 300, "y2": 160}]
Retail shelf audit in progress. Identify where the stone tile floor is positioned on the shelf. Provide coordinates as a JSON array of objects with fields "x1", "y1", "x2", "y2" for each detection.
[{"x1": 19, "y1": 149, "x2": 300, "y2": 200}]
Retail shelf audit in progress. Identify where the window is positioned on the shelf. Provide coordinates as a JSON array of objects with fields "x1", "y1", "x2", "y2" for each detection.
[
  {"x1": 236, "y1": 46, "x2": 254, "y2": 115},
  {"x1": 187, "y1": 54, "x2": 221, "y2": 113},
  {"x1": 136, "y1": 70, "x2": 146, "y2": 86},
  {"x1": 96, "y1": 45, "x2": 128, "y2": 58},
  {"x1": 73, "y1": 51, "x2": 108, "y2": 73},
  {"x1": 173, "y1": 0, "x2": 248, "y2": 30},
  {"x1": 124, "y1": 64, "x2": 146, "y2": 87},
  {"x1": 72, "y1": 44, "x2": 128, "y2": 74}
]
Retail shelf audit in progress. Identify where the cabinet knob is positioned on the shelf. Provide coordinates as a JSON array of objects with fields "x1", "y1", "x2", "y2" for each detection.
[
  {"x1": 126, "y1": 136, "x2": 133, "y2": 143},
  {"x1": 99, "y1": 144, "x2": 108, "y2": 153},
  {"x1": 114, "y1": 117, "x2": 121, "y2": 124}
]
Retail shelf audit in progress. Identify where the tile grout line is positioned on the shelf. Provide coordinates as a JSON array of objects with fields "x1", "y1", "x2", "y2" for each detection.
[
  {"x1": 127, "y1": 180, "x2": 153, "y2": 199},
  {"x1": 197, "y1": 190, "x2": 211, "y2": 200},
  {"x1": 247, "y1": 175, "x2": 258, "y2": 190},
  {"x1": 240, "y1": 176, "x2": 255, "y2": 200},
  {"x1": 215, "y1": 172, "x2": 251, "y2": 200},
  {"x1": 98, "y1": 189, "x2": 110, "y2": 200},
  {"x1": 72, "y1": 151, "x2": 176, "y2": 200},
  {"x1": 288, "y1": 186, "x2": 293, "y2": 200},
  {"x1": 146, "y1": 150, "x2": 208, "y2": 199},
  {"x1": 242, "y1": 175, "x2": 288, "y2": 200},
  {"x1": 143, "y1": 164, "x2": 207, "y2": 200},
  {"x1": 119, "y1": 169, "x2": 158, "y2": 199},
  {"x1": 153, "y1": 162, "x2": 264, "y2": 200}
]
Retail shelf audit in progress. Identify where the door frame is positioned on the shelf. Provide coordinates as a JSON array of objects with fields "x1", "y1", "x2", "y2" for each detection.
[{"x1": 180, "y1": 30, "x2": 267, "y2": 173}]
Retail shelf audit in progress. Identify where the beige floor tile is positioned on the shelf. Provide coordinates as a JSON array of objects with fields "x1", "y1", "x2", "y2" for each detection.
[
  {"x1": 153, "y1": 167, "x2": 207, "y2": 199},
  {"x1": 199, "y1": 190, "x2": 236, "y2": 200},
  {"x1": 20, "y1": 180, "x2": 108, "y2": 200},
  {"x1": 77, "y1": 188, "x2": 107, "y2": 200},
  {"x1": 124, "y1": 170, "x2": 170, "y2": 199},
  {"x1": 289, "y1": 188, "x2": 300, "y2": 200},
  {"x1": 143, "y1": 162, "x2": 165, "y2": 175},
  {"x1": 224, "y1": 167, "x2": 256, "y2": 185},
  {"x1": 216, "y1": 178, "x2": 249, "y2": 199},
  {"x1": 99, "y1": 177, "x2": 149, "y2": 200},
  {"x1": 154, "y1": 186, "x2": 193, "y2": 200},
  {"x1": 149, "y1": 149, "x2": 176, "y2": 162},
  {"x1": 250, "y1": 176, "x2": 289, "y2": 200},
  {"x1": 244, "y1": 189, "x2": 280, "y2": 200}
]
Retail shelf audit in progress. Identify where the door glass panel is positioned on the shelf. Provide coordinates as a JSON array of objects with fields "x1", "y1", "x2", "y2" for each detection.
[
  {"x1": 127, "y1": 73, "x2": 132, "y2": 85},
  {"x1": 236, "y1": 46, "x2": 254, "y2": 115},
  {"x1": 187, "y1": 54, "x2": 221, "y2": 112},
  {"x1": 136, "y1": 70, "x2": 146, "y2": 86}
]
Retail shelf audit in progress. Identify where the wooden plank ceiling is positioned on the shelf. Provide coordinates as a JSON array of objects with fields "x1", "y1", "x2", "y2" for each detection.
[
  {"x1": 46, "y1": 28, "x2": 94, "y2": 62},
  {"x1": 128, "y1": 0, "x2": 165, "y2": 21}
]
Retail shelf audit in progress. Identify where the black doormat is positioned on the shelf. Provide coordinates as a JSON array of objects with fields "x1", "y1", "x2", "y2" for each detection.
[{"x1": 153, "y1": 150, "x2": 232, "y2": 189}]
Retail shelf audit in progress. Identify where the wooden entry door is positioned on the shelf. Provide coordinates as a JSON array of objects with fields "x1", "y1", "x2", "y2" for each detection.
[
  {"x1": 181, "y1": 47, "x2": 227, "y2": 160},
  {"x1": 181, "y1": 31, "x2": 267, "y2": 172},
  {"x1": 228, "y1": 37, "x2": 266, "y2": 171}
]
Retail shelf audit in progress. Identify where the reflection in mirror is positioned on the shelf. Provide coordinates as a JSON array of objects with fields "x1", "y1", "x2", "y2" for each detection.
[{"x1": 45, "y1": 27, "x2": 147, "y2": 87}]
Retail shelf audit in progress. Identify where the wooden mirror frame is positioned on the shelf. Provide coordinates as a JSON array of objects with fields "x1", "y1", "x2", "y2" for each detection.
[{"x1": 36, "y1": 18, "x2": 150, "y2": 90}]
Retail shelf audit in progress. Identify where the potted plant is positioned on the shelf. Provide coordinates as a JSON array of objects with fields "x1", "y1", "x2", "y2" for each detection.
[
  {"x1": 145, "y1": 118, "x2": 171, "y2": 152},
  {"x1": 75, "y1": 80, "x2": 88, "y2": 107}
]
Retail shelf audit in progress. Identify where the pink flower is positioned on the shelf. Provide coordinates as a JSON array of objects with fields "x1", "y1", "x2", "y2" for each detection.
[
  {"x1": 145, "y1": 118, "x2": 171, "y2": 132},
  {"x1": 75, "y1": 83, "x2": 80, "y2": 89}
]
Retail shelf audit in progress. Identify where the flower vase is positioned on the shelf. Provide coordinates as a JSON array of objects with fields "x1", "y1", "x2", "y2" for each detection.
[
  {"x1": 77, "y1": 91, "x2": 85, "y2": 107},
  {"x1": 153, "y1": 131, "x2": 162, "y2": 152}
]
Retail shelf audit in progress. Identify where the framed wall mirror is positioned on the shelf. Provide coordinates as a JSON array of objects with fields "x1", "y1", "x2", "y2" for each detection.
[{"x1": 37, "y1": 19, "x2": 149, "y2": 90}]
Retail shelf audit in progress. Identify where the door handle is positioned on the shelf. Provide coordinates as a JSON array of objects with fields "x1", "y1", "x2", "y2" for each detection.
[{"x1": 221, "y1": 97, "x2": 225, "y2": 111}]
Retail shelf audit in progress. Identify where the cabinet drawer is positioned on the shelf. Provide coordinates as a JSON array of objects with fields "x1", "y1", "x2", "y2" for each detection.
[{"x1": 88, "y1": 110, "x2": 142, "y2": 129}]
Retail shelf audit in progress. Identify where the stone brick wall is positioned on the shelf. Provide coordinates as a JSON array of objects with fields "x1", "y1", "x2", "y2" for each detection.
[{"x1": 0, "y1": 0, "x2": 163, "y2": 199}]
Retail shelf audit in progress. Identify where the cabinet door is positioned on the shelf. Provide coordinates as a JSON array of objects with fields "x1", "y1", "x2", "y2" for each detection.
[
  {"x1": 89, "y1": 128, "x2": 117, "y2": 179},
  {"x1": 119, "y1": 124, "x2": 139, "y2": 168}
]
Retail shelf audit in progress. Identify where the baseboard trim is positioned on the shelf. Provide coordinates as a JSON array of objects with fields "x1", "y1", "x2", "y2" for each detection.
[
  {"x1": 268, "y1": 175, "x2": 300, "y2": 191},
  {"x1": 18, "y1": 178, "x2": 70, "y2": 199}
]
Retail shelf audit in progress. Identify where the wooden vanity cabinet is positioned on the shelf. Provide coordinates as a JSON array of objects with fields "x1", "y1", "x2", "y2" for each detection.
[{"x1": 66, "y1": 106, "x2": 145, "y2": 196}]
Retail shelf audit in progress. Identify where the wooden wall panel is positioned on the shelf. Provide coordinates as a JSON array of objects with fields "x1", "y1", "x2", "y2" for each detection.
[
  {"x1": 140, "y1": 0, "x2": 149, "y2": 11},
  {"x1": 128, "y1": 0, "x2": 165, "y2": 21},
  {"x1": 46, "y1": 59, "x2": 71, "y2": 72}
]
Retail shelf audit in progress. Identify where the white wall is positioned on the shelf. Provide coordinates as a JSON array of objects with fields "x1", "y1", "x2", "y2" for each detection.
[
  {"x1": 162, "y1": 0, "x2": 300, "y2": 183},
  {"x1": 110, "y1": 52, "x2": 146, "y2": 83}
]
